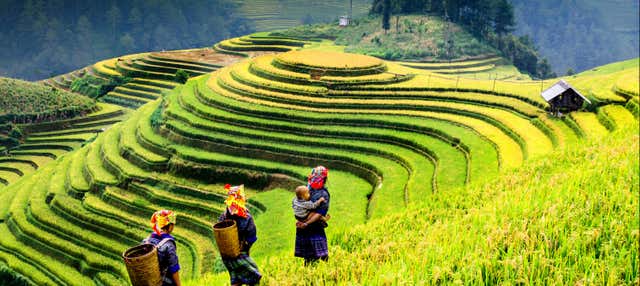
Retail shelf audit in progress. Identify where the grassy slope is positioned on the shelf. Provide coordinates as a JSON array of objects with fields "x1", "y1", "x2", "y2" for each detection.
[
  {"x1": 0, "y1": 77, "x2": 95, "y2": 120},
  {"x1": 188, "y1": 125, "x2": 638, "y2": 285},
  {"x1": 274, "y1": 15, "x2": 497, "y2": 61}
]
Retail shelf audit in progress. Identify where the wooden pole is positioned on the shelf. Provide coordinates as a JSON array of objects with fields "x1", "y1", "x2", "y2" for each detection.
[{"x1": 492, "y1": 74, "x2": 497, "y2": 92}]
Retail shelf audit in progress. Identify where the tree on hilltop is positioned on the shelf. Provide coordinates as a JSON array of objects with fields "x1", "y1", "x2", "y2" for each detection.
[{"x1": 382, "y1": 0, "x2": 391, "y2": 34}]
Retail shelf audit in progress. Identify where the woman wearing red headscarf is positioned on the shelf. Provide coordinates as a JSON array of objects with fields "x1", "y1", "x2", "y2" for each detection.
[
  {"x1": 144, "y1": 210, "x2": 181, "y2": 286},
  {"x1": 294, "y1": 166, "x2": 330, "y2": 265},
  {"x1": 218, "y1": 184, "x2": 261, "y2": 286}
]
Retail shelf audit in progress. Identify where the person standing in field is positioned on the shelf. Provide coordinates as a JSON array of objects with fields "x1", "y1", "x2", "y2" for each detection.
[
  {"x1": 144, "y1": 210, "x2": 182, "y2": 286},
  {"x1": 218, "y1": 184, "x2": 262, "y2": 286},
  {"x1": 295, "y1": 166, "x2": 331, "y2": 265}
]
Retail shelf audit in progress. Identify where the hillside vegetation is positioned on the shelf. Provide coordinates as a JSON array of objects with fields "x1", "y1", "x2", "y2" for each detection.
[
  {"x1": 273, "y1": 15, "x2": 497, "y2": 61},
  {"x1": 0, "y1": 77, "x2": 95, "y2": 123},
  {"x1": 192, "y1": 124, "x2": 639, "y2": 285}
]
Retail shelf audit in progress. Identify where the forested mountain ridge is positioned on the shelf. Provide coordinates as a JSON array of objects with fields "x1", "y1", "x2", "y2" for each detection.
[
  {"x1": 512, "y1": 0, "x2": 638, "y2": 75},
  {"x1": 368, "y1": 0, "x2": 555, "y2": 78},
  {"x1": 0, "y1": 0, "x2": 251, "y2": 81}
]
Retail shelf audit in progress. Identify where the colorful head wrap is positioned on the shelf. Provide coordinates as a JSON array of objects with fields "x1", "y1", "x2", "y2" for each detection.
[
  {"x1": 308, "y1": 166, "x2": 328, "y2": 190},
  {"x1": 150, "y1": 210, "x2": 177, "y2": 235},
  {"x1": 224, "y1": 184, "x2": 248, "y2": 218}
]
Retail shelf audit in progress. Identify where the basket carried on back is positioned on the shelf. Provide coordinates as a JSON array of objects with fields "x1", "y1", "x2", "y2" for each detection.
[
  {"x1": 213, "y1": 219, "x2": 241, "y2": 258},
  {"x1": 122, "y1": 243, "x2": 162, "y2": 286}
]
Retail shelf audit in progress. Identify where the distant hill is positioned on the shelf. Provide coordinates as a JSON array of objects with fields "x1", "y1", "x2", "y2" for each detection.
[
  {"x1": 512, "y1": 0, "x2": 640, "y2": 74},
  {"x1": 232, "y1": 0, "x2": 372, "y2": 32}
]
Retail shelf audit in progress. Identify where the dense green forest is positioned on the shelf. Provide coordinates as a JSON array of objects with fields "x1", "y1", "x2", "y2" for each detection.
[
  {"x1": 512, "y1": 0, "x2": 639, "y2": 75},
  {"x1": 0, "y1": 0, "x2": 251, "y2": 81},
  {"x1": 369, "y1": 0, "x2": 555, "y2": 78}
]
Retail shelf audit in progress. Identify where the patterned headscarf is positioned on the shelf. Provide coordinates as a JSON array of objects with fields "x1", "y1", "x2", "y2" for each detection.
[
  {"x1": 308, "y1": 166, "x2": 328, "y2": 190},
  {"x1": 150, "y1": 210, "x2": 177, "y2": 235},
  {"x1": 224, "y1": 184, "x2": 248, "y2": 218}
]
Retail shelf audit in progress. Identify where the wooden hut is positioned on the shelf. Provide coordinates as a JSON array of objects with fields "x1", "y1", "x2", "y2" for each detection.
[{"x1": 541, "y1": 79, "x2": 591, "y2": 116}]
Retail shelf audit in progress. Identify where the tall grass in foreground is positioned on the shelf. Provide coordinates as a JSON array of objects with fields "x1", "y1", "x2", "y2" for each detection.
[{"x1": 189, "y1": 126, "x2": 638, "y2": 285}]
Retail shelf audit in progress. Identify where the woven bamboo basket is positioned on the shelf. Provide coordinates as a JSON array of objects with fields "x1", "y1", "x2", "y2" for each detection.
[
  {"x1": 213, "y1": 220, "x2": 241, "y2": 258},
  {"x1": 122, "y1": 243, "x2": 162, "y2": 286}
]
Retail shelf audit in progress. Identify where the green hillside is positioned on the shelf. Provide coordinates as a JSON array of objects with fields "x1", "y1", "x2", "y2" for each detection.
[
  {"x1": 0, "y1": 78, "x2": 95, "y2": 124},
  {"x1": 272, "y1": 15, "x2": 498, "y2": 61},
  {"x1": 0, "y1": 28, "x2": 636, "y2": 286},
  {"x1": 233, "y1": 0, "x2": 372, "y2": 32},
  {"x1": 191, "y1": 121, "x2": 638, "y2": 285}
]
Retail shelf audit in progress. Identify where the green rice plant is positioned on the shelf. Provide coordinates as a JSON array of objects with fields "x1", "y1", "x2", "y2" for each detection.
[
  {"x1": 536, "y1": 114, "x2": 580, "y2": 148},
  {"x1": 66, "y1": 146, "x2": 91, "y2": 196},
  {"x1": 274, "y1": 50, "x2": 385, "y2": 74},
  {"x1": 172, "y1": 80, "x2": 469, "y2": 191},
  {"x1": 130, "y1": 60, "x2": 205, "y2": 77},
  {"x1": 217, "y1": 64, "x2": 553, "y2": 161},
  {"x1": 99, "y1": 125, "x2": 150, "y2": 181},
  {"x1": 102, "y1": 94, "x2": 149, "y2": 109},
  {"x1": 625, "y1": 97, "x2": 639, "y2": 118},
  {"x1": 0, "y1": 161, "x2": 36, "y2": 176},
  {"x1": 128, "y1": 182, "x2": 224, "y2": 220},
  {"x1": 119, "y1": 105, "x2": 169, "y2": 171},
  {"x1": 250, "y1": 55, "x2": 411, "y2": 85},
  {"x1": 0, "y1": 247, "x2": 59, "y2": 285},
  {"x1": 570, "y1": 112, "x2": 609, "y2": 138},
  {"x1": 569, "y1": 69, "x2": 630, "y2": 104},
  {"x1": 431, "y1": 64, "x2": 496, "y2": 74},
  {"x1": 6, "y1": 155, "x2": 51, "y2": 169},
  {"x1": 25, "y1": 163, "x2": 128, "y2": 278},
  {"x1": 0, "y1": 223, "x2": 89, "y2": 285},
  {"x1": 112, "y1": 86, "x2": 160, "y2": 100},
  {"x1": 193, "y1": 74, "x2": 503, "y2": 175},
  {"x1": 393, "y1": 56, "x2": 502, "y2": 70},
  {"x1": 121, "y1": 83, "x2": 167, "y2": 94},
  {"x1": 328, "y1": 89, "x2": 542, "y2": 117},
  {"x1": 217, "y1": 39, "x2": 294, "y2": 52},
  {"x1": 83, "y1": 190, "x2": 204, "y2": 279},
  {"x1": 206, "y1": 71, "x2": 525, "y2": 167},
  {"x1": 0, "y1": 165, "x2": 109, "y2": 284},
  {"x1": 0, "y1": 170, "x2": 22, "y2": 185},
  {"x1": 25, "y1": 133, "x2": 94, "y2": 144},
  {"x1": 188, "y1": 125, "x2": 639, "y2": 285},
  {"x1": 93, "y1": 59, "x2": 123, "y2": 78},
  {"x1": 148, "y1": 53, "x2": 223, "y2": 69},
  {"x1": 84, "y1": 135, "x2": 119, "y2": 189},
  {"x1": 140, "y1": 57, "x2": 219, "y2": 73},
  {"x1": 599, "y1": 105, "x2": 637, "y2": 130},
  {"x1": 230, "y1": 63, "x2": 328, "y2": 96},
  {"x1": 0, "y1": 77, "x2": 96, "y2": 123},
  {"x1": 129, "y1": 78, "x2": 179, "y2": 89},
  {"x1": 162, "y1": 120, "x2": 408, "y2": 218},
  {"x1": 115, "y1": 60, "x2": 176, "y2": 81},
  {"x1": 613, "y1": 69, "x2": 639, "y2": 98}
]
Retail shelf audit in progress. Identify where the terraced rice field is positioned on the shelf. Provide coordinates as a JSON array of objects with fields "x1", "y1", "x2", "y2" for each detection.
[
  {"x1": 2, "y1": 34, "x2": 637, "y2": 285},
  {"x1": 0, "y1": 103, "x2": 128, "y2": 186}
]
